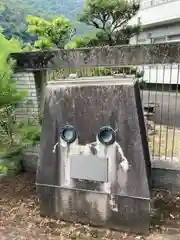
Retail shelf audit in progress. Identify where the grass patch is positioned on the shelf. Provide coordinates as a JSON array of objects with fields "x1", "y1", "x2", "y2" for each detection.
[
  {"x1": 0, "y1": 142, "x2": 21, "y2": 157},
  {"x1": 148, "y1": 124, "x2": 180, "y2": 157},
  {"x1": 0, "y1": 142, "x2": 23, "y2": 175}
]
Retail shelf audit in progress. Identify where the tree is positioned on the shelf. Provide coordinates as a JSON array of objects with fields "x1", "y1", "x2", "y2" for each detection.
[
  {"x1": 0, "y1": 30, "x2": 26, "y2": 143},
  {"x1": 27, "y1": 15, "x2": 76, "y2": 50},
  {"x1": 67, "y1": 30, "x2": 119, "y2": 48},
  {"x1": 78, "y1": 0, "x2": 140, "y2": 46},
  {"x1": 65, "y1": 32, "x2": 99, "y2": 48},
  {"x1": 0, "y1": 0, "x2": 47, "y2": 42},
  {"x1": 0, "y1": 29, "x2": 23, "y2": 108}
]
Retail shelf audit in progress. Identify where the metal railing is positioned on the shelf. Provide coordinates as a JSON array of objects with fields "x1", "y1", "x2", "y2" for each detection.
[{"x1": 47, "y1": 63, "x2": 180, "y2": 161}]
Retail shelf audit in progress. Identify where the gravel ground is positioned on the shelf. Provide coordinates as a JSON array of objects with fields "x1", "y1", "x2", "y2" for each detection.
[{"x1": 1, "y1": 173, "x2": 180, "y2": 239}]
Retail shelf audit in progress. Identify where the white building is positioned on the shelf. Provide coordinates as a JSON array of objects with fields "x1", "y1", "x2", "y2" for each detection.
[{"x1": 129, "y1": 0, "x2": 180, "y2": 85}]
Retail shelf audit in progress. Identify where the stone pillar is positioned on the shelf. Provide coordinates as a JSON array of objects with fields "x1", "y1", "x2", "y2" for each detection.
[
  {"x1": 34, "y1": 70, "x2": 48, "y2": 120},
  {"x1": 13, "y1": 72, "x2": 39, "y2": 120},
  {"x1": 13, "y1": 70, "x2": 48, "y2": 122},
  {"x1": 37, "y1": 75, "x2": 151, "y2": 233}
]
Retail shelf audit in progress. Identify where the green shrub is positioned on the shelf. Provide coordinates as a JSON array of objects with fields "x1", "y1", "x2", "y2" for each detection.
[
  {"x1": 0, "y1": 30, "x2": 27, "y2": 145},
  {"x1": 17, "y1": 120, "x2": 41, "y2": 148},
  {"x1": 0, "y1": 154, "x2": 23, "y2": 175}
]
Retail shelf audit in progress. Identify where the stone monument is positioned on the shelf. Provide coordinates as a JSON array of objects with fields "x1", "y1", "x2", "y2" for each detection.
[{"x1": 36, "y1": 75, "x2": 151, "y2": 233}]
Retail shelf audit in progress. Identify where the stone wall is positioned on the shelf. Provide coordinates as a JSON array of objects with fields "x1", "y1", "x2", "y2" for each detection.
[{"x1": 13, "y1": 72, "x2": 39, "y2": 120}]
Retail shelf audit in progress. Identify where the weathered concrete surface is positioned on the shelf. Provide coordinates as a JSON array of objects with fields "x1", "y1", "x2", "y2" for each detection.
[
  {"x1": 11, "y1": 42, "x2": 180, "y2": 70},
  {"x1": 24, "y1": 148, "x2": 180, "y2": 194},
  {"x1": 22, "y1": 146, "x2": 40, "y2": 173},
  {"x1": 37, "y1": 76, "x2": 151, "y2": 233}
]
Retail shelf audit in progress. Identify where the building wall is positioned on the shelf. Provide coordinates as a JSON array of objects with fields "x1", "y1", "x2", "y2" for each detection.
[
  {"x1": 129, "y1": 2, "x2": 180, "y2": 85},
  {"x1": 129, "y1": 0, "x2": 180, "y2": 44},
  {"x1": 13, "y1": 72, "x2": 39, "y2": 120},
  {"x1": 129, "y1": 0, "x2": 180, "y2": 27},
  {"x1": 140, "y1": 0, "x2": 179, "y2": 10}
]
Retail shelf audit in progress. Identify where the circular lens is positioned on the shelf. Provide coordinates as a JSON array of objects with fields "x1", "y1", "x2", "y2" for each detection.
[
  {"x1": 60, "y1": 125, "x2": 77, "y2": 143},
  {"x1": 98, "y1": 126, "x2": 115, "y2": 145}
]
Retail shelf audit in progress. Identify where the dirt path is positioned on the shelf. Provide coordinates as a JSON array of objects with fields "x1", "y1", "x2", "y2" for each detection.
[{"x1": 1, "y1": 173, "x2": 180, "y2": 239}]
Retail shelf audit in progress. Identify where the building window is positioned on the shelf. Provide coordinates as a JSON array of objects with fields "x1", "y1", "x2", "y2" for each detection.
[
  {"x1": 141, "y1": 0, "x2": 175, "y2": 9},
  {"x1": 150, "y1": 34, "x2": 180, "y2": 44},
  {"x1": 152, "y1": 36, "x2": 166, "y2": 43},
  {"x1": 138, "y1": 39, "x2": 147, "y2": 44},
  {"x1": 141, "y1": 0, "x2": 153, "y2": 8},
  {"x1": 153, "y1": 0, "x2": 170, "y2": 5},
  {"x1": 137, "y1": 34, "x2": 147, "y2": 44},
  {"x1": 167, "y1": 34, "x2": 180, "y2": 42}
]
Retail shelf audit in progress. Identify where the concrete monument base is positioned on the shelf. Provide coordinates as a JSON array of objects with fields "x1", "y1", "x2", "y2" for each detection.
[
  {"x1": 37, "y1": 185, "x2": 150, "y2": 233},
  {"x1": 37, "y1": 76, "x2": 151, "y2": 233}
]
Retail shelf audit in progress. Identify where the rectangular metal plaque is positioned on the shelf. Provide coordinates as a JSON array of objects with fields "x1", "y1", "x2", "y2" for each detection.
[{"x1": 70, "y1": 155, "x2": 108, "y2": 182}]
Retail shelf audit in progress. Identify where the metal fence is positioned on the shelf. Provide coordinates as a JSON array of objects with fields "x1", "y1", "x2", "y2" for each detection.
[
  {"x1": 140, "y1": 64, "x2": 180, "y2": 162},
  {"x1": 46, "y1": 63, "x2": 180, "y2": 162}
]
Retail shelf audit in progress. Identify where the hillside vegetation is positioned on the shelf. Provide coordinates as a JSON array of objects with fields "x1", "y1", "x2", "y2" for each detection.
[
  {"x1": 26, "y1": 0, "x2": 84, "y2": 19},
  {"x1": 0, "y1": 0, "x2": 46, "y2": 41},
  {"x1": 0, "y1": 0, "x2": 86, "y2": 41}
]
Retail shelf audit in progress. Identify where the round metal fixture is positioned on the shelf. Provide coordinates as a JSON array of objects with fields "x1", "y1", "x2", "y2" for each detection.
[
  {"x1": 98, "y1": 126, "x2": 116, "y2": 145},
  {"x1": 60, "y1": 125, "x2": 77, "y2": 144}
]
